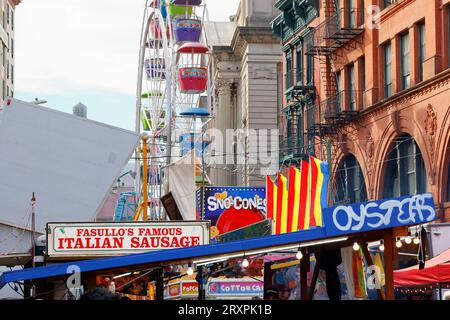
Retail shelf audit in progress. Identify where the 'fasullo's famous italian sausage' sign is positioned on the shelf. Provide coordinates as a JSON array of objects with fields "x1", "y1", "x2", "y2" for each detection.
[{"x1": 46, "y1": 221, "x2": 210, "y2": 258}]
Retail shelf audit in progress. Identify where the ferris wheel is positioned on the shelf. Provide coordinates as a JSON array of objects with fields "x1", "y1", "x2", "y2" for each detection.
[{"x1": 134, "y1": 0, "x2": 213, "y2": 221}]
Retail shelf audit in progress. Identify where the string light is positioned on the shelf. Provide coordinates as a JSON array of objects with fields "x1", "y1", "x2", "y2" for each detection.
[
  {"x1": 186, "y1": 263, "x2": 194, "y2": 276},
  {"x1": 379, "y1": 240, "x2": 385, "y2": 252},
  {"x1": 404, "y1": 232, "x2": 412, "y2": 244},
  {"x1": 413, "y1": 232, "x2": 420, "y2": 245},
  {"x1": 352, "y1": 242, "x2": 360, "y2": 251},
  {"x1": 396, "y1": 238, "x2": 403, "y2": 248},
  {"x1": 242, "y1": 257, "x2": 249, "y2": 268},
  {"x1": 296, "y1": 249, "x2": 303, "y2": 260}
]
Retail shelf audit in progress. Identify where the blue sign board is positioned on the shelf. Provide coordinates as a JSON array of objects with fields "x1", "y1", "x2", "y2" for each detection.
[
  {"x1": 196, "y1": 187, "x2": 266, "y2": 238},
  {"x1": 323, "y1": 193, "x2": 437, "y2": 237}
]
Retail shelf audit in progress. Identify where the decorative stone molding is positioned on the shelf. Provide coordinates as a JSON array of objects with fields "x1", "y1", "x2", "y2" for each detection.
[
  {"x1": 365, "y1": 133, "x2": 374, "y2": 160},
  {"x1": 424, "y1": 104, "x2": 438, "y2": 185},
  {"x1": 391, "y1": 110, "x2": 401, "y2": 135}
]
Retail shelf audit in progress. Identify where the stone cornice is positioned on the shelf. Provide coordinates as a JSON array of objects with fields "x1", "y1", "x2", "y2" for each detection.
[
  {"x1": 380, "y1": 0, "x2": 416, "y2": 23},
  {"x1": 231, "y1": 26, "x2": 281, "y2": 58}
]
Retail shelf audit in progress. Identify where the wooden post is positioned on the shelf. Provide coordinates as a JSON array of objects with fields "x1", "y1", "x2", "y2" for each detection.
[
  {"x1": 300, "y1": 250, "x2": 309, "y2": 300},
  {"x1": 384, "y1": 231, "x2": 395, "y2": 300},
  {"x1": 359, "y1": 240, "x2": 386, "y2": 300}
]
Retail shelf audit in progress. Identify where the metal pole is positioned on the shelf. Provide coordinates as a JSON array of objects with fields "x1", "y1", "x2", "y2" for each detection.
[
  {"x1": 201, "y1": 118, "x2": 206, "y2": 220},
  {"x1": 31, "y1": 192, "x2": 36, "y2": 298},
  {"x1": 142, "y1": 135, "x2": 149, "y2": 221}
]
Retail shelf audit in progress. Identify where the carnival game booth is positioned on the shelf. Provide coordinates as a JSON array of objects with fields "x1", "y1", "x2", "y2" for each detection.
[
  {"x1": 0, "y1": 192, "x2": 437, "y2": 300},
  {"x1": 394, "y1": 248, "x2": 450, "y2": 300}
]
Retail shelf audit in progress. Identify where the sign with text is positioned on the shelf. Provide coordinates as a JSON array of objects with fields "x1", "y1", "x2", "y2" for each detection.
[
  {"x1": 196, "y1": 187, "x2": 266, "y2": 238},
  {"x1": 323, "y1": 193, "x2": 437, "y2": 237},
  {"x1": 46, "y1": 221, "x2": 210, "y2": 258},
  {"x1": 207, "y1": 279, "x2": 264, "y2": 297}
]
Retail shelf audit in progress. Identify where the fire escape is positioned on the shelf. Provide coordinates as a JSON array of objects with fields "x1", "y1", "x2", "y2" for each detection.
[{"x1": 303, "y1": 0, "x2": 364, "y2": 137}]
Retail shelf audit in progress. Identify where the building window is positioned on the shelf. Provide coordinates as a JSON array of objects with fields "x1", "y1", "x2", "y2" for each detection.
[
  {"x1": 306, "y1": 55, "x2": 314, "y2": 86},
  {"x1": 306, "y1": 103, "x2": 315, "y2": 155},
  {"x1": 383, "y1": 134, "x2": 427, "y2": 198},
  {"x1": 286, "y1": 114, "x2": 294, "y2": 155},
  {"x1": 6, "y1": 60, "x2": 9, "y2": 80},
  {"x1": 382, "y1": 42, "x2": 392, "y2": 98},
  {"x1": 296, "y1": 108, "x2": 304, "y2": 155},
  {"x1": 6, "y1": 5, "x2": 10, "y2": 25},
  {"x1": 400, "y1": 32, "x2": 410, "y2": 90},
  {"x1": 335, "y1": 154, "x2": 368, "y2": 205},
  {"x1": 417, "y1": 22, "x2": 425, "y2": 82},
  {"x1": 382, "y1": 0, "x2": 395, "y2": 10},
  {"x1": 347, "y1": 63, "x2": 356, "y2": 111},
  {"x1": 11, "y1": 9, "x2": 14, "y2": 31},
  {"x1": 11, "y1": 64, "x2": 13, "y2": 84},
  {"x1": 286, "y1": 50, "x2": 293, "y2": 90},
  {"x1": 11, "y1": 38, "x2": 13, "y2": 59},
  {"x1": 347, "y1": 0, "x2": 356, "y2": 28},
  {"x1": 360, "y1": 57, "x2": 366, "y2": 92},
  {"x1": 296, "y1": 45, "x2": 303, "y2": 85}
]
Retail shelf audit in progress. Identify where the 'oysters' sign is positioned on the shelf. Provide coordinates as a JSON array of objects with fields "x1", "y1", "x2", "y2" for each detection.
[{"x1": 324, "y1": 193, "x2": 436, "y2": 237}]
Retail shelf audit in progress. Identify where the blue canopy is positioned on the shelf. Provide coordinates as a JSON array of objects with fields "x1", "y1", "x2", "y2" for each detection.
[{"x1": 0, "y1": 228, "x2": 326, "y2": 289}]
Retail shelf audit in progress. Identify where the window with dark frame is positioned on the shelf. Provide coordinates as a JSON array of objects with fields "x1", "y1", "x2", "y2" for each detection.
[
  {"x1": 383, "y1": 135, "x2": 427, "y2": 198},
  {"x1": 382, "y1": 42, "x2": 392, "y2": 98},
  {"x1": 306, "y1": 55, "x2": 314, "y2": 86},
  {"x1": 286, "y1": 50, "x2": 293, "y2": 90},
  {"x1": 296, "y1": 45, "x2": 303, "y2": 86},
  {"x1": 296, "y1": 108, "x2": 304, "y2": 155},
  {"x1": 347, "y1": 63, "x2": 356, "y2": 111},
  {"x1": 334, "y1": 154, "x2": 368, "y2": 205},
  {"x1": 417, "y1": 22, "x2": 425, "y2": 82},
  {"x1": 400, "y1": 32, "x2": 410, "y2": 90}
]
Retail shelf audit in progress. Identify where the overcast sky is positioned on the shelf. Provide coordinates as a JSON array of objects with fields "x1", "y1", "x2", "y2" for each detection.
[{"x1": 15, "y1": 0, "x2": 240, "y2": 130}]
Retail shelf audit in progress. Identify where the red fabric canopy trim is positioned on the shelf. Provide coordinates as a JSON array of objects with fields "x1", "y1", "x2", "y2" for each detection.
[{"x1": 394, "y1": 249, "x2": 450, "y2": 287}]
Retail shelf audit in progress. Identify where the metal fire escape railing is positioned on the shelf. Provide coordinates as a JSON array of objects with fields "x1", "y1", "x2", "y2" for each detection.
[
  {"x1": 304, "y1": 8, "x2": 365, "y2": 56},
  {"x1": 302, "y1": 6, "x2": 365, "y2": 139},
  {"x1": 307, "y1": 90, "x2": 364, "y2": 135}
]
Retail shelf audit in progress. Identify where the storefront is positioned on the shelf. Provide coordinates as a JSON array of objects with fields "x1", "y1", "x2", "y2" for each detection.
[{"x1": 0, "y1": 193, "x2": 438, "y2": 300}]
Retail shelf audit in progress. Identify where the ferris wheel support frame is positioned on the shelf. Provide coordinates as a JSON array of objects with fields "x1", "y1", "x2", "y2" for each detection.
[{"x1": 135, "y1": 4, "x2": 173, "y2": 220}]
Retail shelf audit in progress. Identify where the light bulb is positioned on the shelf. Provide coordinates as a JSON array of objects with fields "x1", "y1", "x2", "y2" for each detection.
[
  {"x1": 352, "y1": 242, "x2": 360, "y2": 251},
  {"x1": 379, "y1": 241, "x2": 385, "y2": 252},
  {"x1": 186, "y1": 264, "x2": 194, "y2": 276},
  {"x1": 242, "y1": 258, "x2": 249, "y2": 268},
  {"x1": 413, "y1": 237, "x2": 420, "y2": 245},
  {"x1": 405, "y1": 237, "x2": 412, "y2": 244},
  {"x1": 396, "y1": 238, "x2": 402, "y2": 248},
  {"x1": 296, "y1": 250, "x2": 303, "y2": 260}
]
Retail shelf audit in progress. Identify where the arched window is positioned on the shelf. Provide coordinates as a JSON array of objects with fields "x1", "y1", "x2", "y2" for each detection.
[
  {"x1": 383, "y1": 134, "x2": 427, "y2": 198},
  {"x1": 334, "y1": 154, "x2": 368, "y2": 204}
]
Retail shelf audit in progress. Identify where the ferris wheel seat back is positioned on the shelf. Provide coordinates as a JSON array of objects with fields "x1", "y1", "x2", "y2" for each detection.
[
  {"x1": 178, "y1": 67, "x2": 208, "y2": 94},
  {"x1": 142, "y1": 110, "x2": 166, "y2": 132},
  {"x1": 166, "y1": 4, "x2": 193, "y2": 16},
  {"x1": 173, "y1": 18, "x2": 202, "y2": 43},
  {"x1": 145, "y1": 59, "x2": 167, "y2": 80},
  {"x1": 150, "y1": 19, "x2": 171, "y2": 41},
  {"x1": 169, "y1": 0, "x2": 202, "y2": 5}
]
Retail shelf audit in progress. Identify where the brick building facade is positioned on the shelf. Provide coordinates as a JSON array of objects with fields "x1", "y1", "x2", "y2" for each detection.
[{"x1": 273, "y1": 0, "x2": 450, "y2": 221}]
